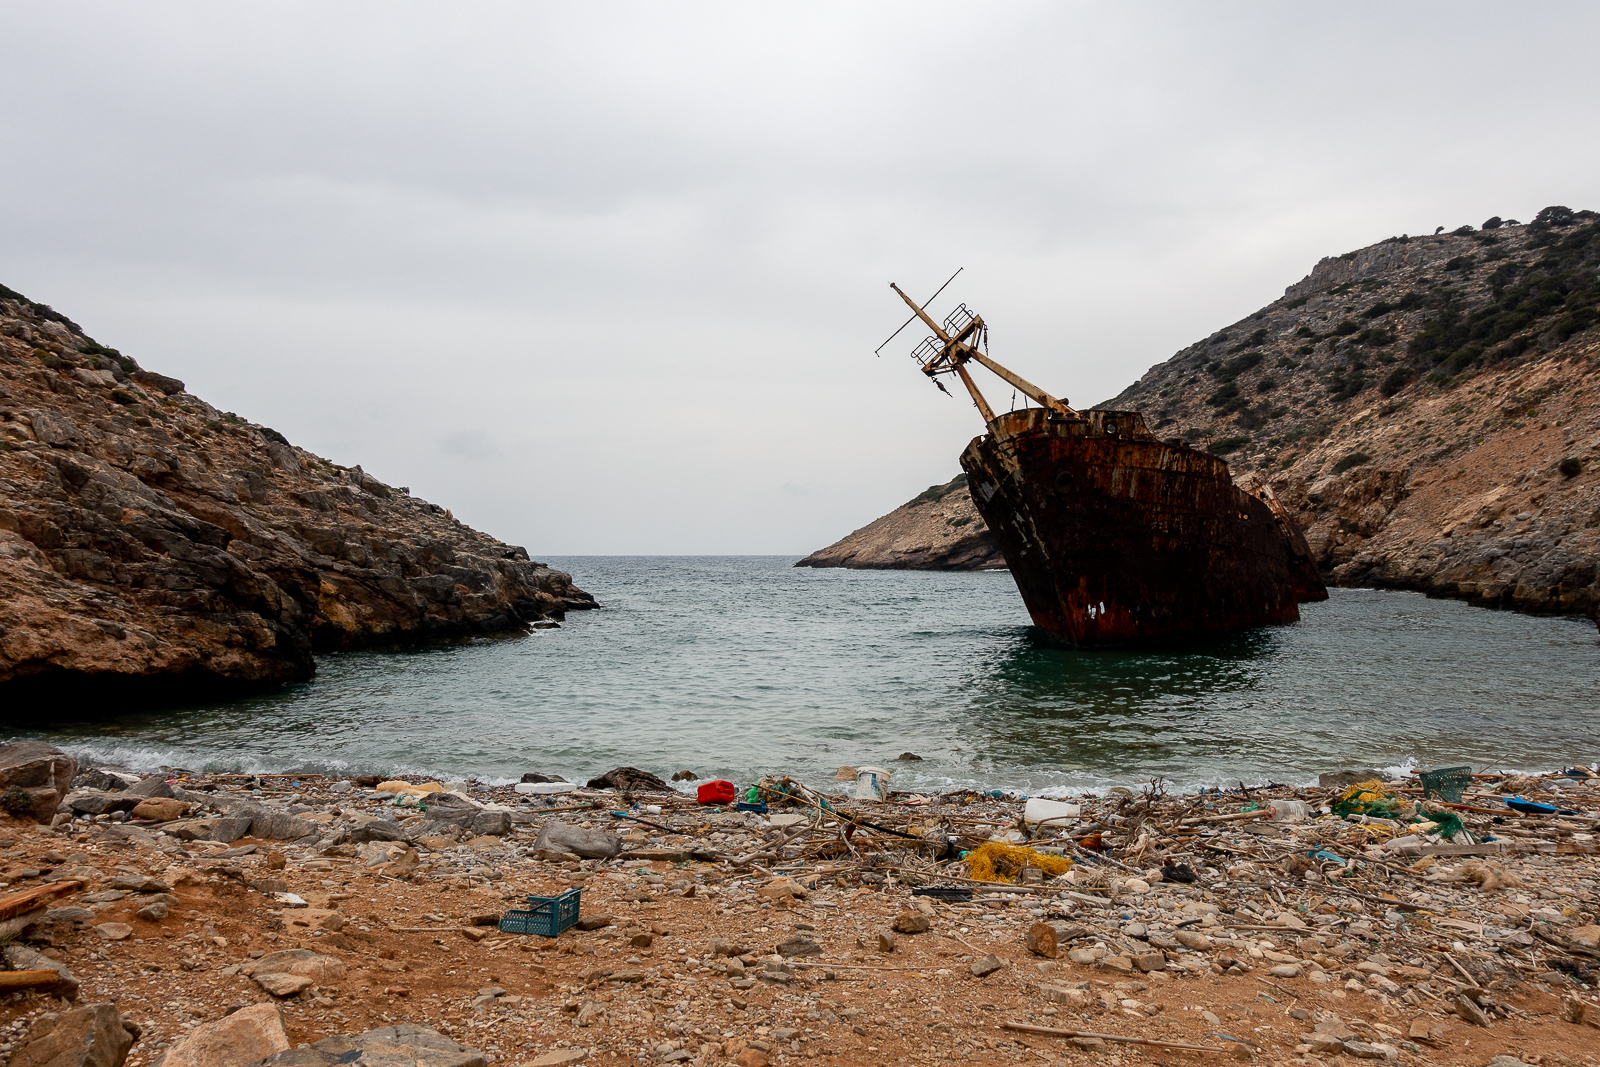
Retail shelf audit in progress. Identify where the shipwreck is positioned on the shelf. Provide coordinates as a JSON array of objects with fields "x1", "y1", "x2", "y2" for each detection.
[{"x1": 885, "y1": 279, "x2": 1326, "y2": 646}]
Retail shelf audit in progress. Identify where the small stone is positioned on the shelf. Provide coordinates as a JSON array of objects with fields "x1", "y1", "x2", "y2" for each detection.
[
  {"x1": 460, "y1": 927, "x2": 488, "y2": 942},
  {"x1": 1407, "y1": 1019, "x2": 1446, "y2": 1047},
  {"x1": 1560, "y1": 994, "x2": 1587, "y2": 1024},
  {"x1": 777, "y1": 934, "x2": 822, "y2": 957},
  {"x1": 1342, "y1": 1040, "x2": 1390, "y2": 1059},
  {"x1": 129, "y1": 797, "x2": 188, "y2": 822},
  {"x1": 629, "y1": 932, "x2": 654, "y2": 948},
  {"x1": 574, "y1": 915, "x2": 613, "y2": 931},
  {"x1": 708, "y1": 938, "x2": 746, "y2": 957},
  {"x1": 1132, "y1": 952, "x2": 1166, "y2": 973},
  {"x1": 1454, "y1": 994, "x2": 1492, "y2": 1028},
  {"x1": 135, "y1": 901, "x2": 169, "y2": 922},
  {"x1": 877, "y1": 931, "x2": 896, "y2": 953},
  {"x1": 1175, "y1": 929, "x2": 1213, "y2": 950},
  {"x1": 895, "y1": 752, "x2": 923, "y2": 761},
  {"x1": 1068, "y1": 1037, "x2": 1106, "y2": 1051},
  {"x1": 1269, "y1": 964, "x2": 1302, "y2": 978},
  {"x1": 970, "y1": 954, "x2": 1005, "y2": 977},
  {"x1": 253, "y1": 972, "x2": 314, "y2": 997},
  {"x1": 757, "y1": 878, "x2": 808, "y2": 901},
  {"x1": 529, "y1": 1051, "x2": 587, "y2": 1067},
  {"x1": 670, "y1": 770, "x2": 700, "y2": 781},
  {"x1": 1042, "y1": 985, "x2": 1092, "y2": 1008},
  {"x1": 1098, "y1": 955, "x2": 1134, "y2": 974},
  {"x1": 93, "y1": 923, "x2": 132, "y2": 941},
  {"x1": 892, "y1": 910, "x2": 930, "y2": 934},
  {"x1": 735, "y1": 1052, "x2": 769, "y2": 1067},
  {"x1": 1025, "y1": 922, "x2": 1059, "y2": 958},
  {"x1": 265, "y1": 851, "x2": 287, "y2": 871},
  {"x1": 1303, "y1": 1033, "x2": 1345, "y2": 1053}
]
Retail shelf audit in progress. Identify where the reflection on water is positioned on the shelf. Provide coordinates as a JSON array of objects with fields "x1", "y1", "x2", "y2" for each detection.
[{"x1": 5, "y1": 558, "x2": 1597, "y2": 793}]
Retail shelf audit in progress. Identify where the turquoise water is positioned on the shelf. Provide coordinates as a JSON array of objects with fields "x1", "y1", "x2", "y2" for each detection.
[{"x1": 8, "y1": 557, "x2": 1598, "y2": 794}]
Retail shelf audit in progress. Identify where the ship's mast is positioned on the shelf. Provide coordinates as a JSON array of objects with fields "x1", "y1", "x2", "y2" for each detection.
[{"x1": 889, "y1": 283, "x2": 1079, "y2": 423}]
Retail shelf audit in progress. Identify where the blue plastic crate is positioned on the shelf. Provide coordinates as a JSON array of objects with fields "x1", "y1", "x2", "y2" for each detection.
[{"x1": 499, "y1": 887, "x2": 582, "y2": 937}]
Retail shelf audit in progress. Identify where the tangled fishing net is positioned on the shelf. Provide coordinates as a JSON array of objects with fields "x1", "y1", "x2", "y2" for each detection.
[{"x1": 964, "y1": 842, "x2": 1073, "y2": 884}]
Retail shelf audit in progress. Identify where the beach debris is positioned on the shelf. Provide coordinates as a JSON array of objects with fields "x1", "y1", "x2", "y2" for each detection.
[{"x1": 19, "y1": 758, "x2": 1597, "y2": 1065}]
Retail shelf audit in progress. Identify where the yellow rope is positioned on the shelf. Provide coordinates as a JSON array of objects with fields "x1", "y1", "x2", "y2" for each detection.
[{"x1": 964, "y1": 841, "x2": 1073, "y2": 884}]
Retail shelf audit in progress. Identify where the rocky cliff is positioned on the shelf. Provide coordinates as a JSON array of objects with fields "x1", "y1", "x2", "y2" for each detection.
[
  {"x1": 795, "y1": 473, "x2": 1004, "y2": 570},
  {"x1": 1109, "y1": 206, "x2": 1600, "y2": 624},
  {"x1": 0, "y1": 283, "x2": 596, "y2": 705},
  {"x1": 807, "y1": 207, "x2": 1600, "y2": 627}
]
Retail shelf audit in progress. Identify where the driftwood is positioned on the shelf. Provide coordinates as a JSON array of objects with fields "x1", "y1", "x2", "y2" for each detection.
[{"x1": 1001, "y1": 1021, "x2": 1229, "y2": 1053}]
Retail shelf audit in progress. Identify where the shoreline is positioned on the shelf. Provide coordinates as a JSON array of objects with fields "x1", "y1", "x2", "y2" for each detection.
[{"x1": 0, "y1": 746, "x2": 1596, "y2": 1066}]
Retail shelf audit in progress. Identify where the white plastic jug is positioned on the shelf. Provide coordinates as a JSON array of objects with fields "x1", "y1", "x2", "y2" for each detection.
[
  {"x1": 1023, "y1": 797, "x2": 1082, "y2": 827},
  {"x1": 855, "y1": 765, "x2": 892, "y2": 801},
  {"x1": 1267, "y1": 799, "x2": 1310, "y2": 823}
]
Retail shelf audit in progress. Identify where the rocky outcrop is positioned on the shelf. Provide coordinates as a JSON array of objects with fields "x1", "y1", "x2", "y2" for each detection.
[
  {"x1": 0, "y1": 284, "x2": 596, "y2": 704},
  {"x1": 796, "y1": 474, "x2": 1005, "y2": 570},
  {"x1": 823, "y1": 210, "x2": 1600, "y2": 629},
  {"x1": 0, "y1": 740, "x2": 77, "y2": 821},
  {"x1": 1109, "y1": 207, "x2": 1600, "y2": 626}
]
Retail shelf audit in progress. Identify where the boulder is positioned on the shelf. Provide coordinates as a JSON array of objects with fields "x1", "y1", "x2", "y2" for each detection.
[
  {"x1": 131, "y1": 369, "x2": 185, "y2": 395},
  {"x1": 64, "y1": 790, "x2": 140, "y2": 816},
  {"x1": 243, "y1": 948, "x2": 348, "y2": 984},
  {"x1": 519, "y1": 772, "x2": 568, "y2": 784},
  {"x1": 257, "y1": 1024, "x2": 486, "y2": 1067},
  {"x1": 154, "y1": 1003, "x2": 288, "y2": 1067},
  {"x1": 532, "y1": 820, "x2": 622, "y2": 859},
  {"x1": 253, "y1": 973, "x2": 314, "y2": 997},
  {"x1": 70, "y1": 769, "x2": 131, "y2": 793},
  {"x1": 9, "y1": 1003, "x2": 139, "y2": 1067},
  {"x1": 245, "y1": 808, "x2": 322, "y2": 841},
  {"x1": 346, "y1": 815, "x2": 407, "y2": 843},
  {"x1": 0, "y1": 741, "x2": 78, "y2": 822},
  {"x1": 123, "y1": 776, "x2": 175, "y2": 800},
  {"x1": 130, "y1": 798, "x2": 188, "y2": 822},
  {"x1": 161, "y1": 816, "x2": 253, "y2": 843},
  {"x1": 892, "y1": 910, "x2": 931, "y2": 934},
  {"x1": 585, "y1": 766, "x2": 672, "y2": 792},
  {"x1": 406, "y1": 793, "x2": 511, "y2": 837}
]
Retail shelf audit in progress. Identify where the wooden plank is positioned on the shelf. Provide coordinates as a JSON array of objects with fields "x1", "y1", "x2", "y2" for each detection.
[
  {"x1": 0, "y1": 881, "x2": 82, "y2": 923},
  {"x1": 0, "y1": 970, "x2": 69, "y2": 993}
]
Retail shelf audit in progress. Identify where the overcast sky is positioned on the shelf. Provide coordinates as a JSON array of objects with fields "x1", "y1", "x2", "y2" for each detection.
[{"x1": 4, "y1": 2, "x2": 1598, "y2": 554}]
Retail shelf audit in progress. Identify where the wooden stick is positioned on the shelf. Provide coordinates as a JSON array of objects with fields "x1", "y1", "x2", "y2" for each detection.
[
  {"x1": 0, "y1": 970, "x2": 69, "y2": 993},
  {"x1": 0, "y1": 881, "x2": 82, "y2": 923},
  {"x1": 1001, "y1": 1021, "x2": 1227, "y2": 1053}
]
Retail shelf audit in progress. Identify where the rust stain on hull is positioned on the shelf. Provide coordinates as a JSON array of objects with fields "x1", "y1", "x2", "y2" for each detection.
[{"x1": 961, "y1": 409, "x2": 1328, "y2": 646}]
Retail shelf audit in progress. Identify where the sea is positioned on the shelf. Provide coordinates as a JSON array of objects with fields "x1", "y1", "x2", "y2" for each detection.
[{"x1": 8, "y1": 557, "x2": 1598, "y2": 796}]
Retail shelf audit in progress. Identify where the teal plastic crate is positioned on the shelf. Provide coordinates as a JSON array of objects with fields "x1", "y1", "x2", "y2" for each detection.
[{"x1": 499, "y1": 887, "x2": 581, "y2": 937}]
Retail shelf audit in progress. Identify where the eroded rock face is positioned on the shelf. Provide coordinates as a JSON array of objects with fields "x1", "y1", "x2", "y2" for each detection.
[
  {"x1": 0, "y1": 285, "x2": 597, "y2": 705},
  {"x1": 796, "y1": 474, "x2": 1004, "y2": 570}
]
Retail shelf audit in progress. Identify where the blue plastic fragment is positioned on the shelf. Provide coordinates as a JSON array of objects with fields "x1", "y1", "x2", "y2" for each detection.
[
  {"x1": 1506, "y1": 796, "x2": 1558, "y2": 815},
  {"x1": 1308, "y1": 849, "x2": 1342, "y2": 863},
  {"x1": 735, "y1": 802, "x2": 768, "y2": 814}
]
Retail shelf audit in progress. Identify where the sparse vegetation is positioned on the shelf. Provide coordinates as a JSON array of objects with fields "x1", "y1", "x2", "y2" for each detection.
[
  {"x1": 1482, "y1": 216, "x2": 1503, "y2": 230},
  {"x1": 1332, "y1": 452, "x2": 1372, "y2": 474},
  {"x1": 1559, "y1": 457, "x2": 1583, "y2": 478},
  {"x1": 0, "y1": 786, "x2": 32, "y2": 816},
  {"x1": 110, "y1": 389, "x2": 137, "y2": 405},
  {"x1": 1207, "y1": 436, "x2": 1251, "y2": 456},
  {"x1": 1379, "y1": 367, "x2": 1411, "y2": 397}
]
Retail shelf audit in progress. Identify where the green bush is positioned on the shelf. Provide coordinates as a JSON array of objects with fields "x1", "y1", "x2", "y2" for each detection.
[
  {"x1": 0, "y1": 786, "x2": 32, "y2": 816},
  {"x1": 1444, "y1": 255, "x2": 1476, "y2": 272},
  {"x1": 1332, "y1": 452, "x2": 1372, "y2": 474},
  {"x1": 1356, "y1": 327, "x2": 1395, "y2": 347},
  {"x1": 110, "y1": 389, "x2": 137, "y2": 405},
  {"x1": 1559, "y1": 457, "x2": 1583, "y2": 478},
  {"x1": 37, "y1": 350, "x2": 62, "y2": 368},
  {"x1": 1208, "y1": 436, "x2": 1251, "y2": 456},
  {"x1": 1331, "y1": 320, "x2": 1359, "y2": 336},
  {"x1": 1533, "y1": 205, "x2": 1576, "y2": 228},
  {"x1": 1254, "y1": 376, "x2": 1277, "y2": 394},
  {"x1": 1283, "y1": 296, "x2": 1309, "y2": 309},
  {"x1": 261, "y1": 427, "x2": 290, "y2": 446},
  {"x1": 1451, "y1": 225, "x2": 1474, "y2": 236},
  {"x1": 1379, "y1": 367, "x2": 1411, "y2": 397},
  {"x1": 1482, "y1": 216, "x2": 1503, "y2": 230},
  {"x1": 1208, "y1": 382, "x2": 1241, "y2": 406}
]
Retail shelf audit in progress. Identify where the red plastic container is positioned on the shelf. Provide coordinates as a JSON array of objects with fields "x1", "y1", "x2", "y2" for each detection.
[{"x1": 697, "y1": 779, "x2": 736, "y2": 805}]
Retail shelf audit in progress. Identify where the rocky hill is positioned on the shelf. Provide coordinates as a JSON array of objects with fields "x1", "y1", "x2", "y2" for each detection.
[
  {"x1": 795, "y1": 474, "x2": 1004, "y2": 570},
  {"x1": 0, "y1": 283, "x2": 596, "y2": 704},
  {"x1": 806, "y1": 207, "x2": 1600, "y2": 627}
]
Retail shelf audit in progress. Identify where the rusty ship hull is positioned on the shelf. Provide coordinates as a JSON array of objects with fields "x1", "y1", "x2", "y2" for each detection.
[{"x1": 961, "y1": 408, "x2": 1327, "y2": 646}]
